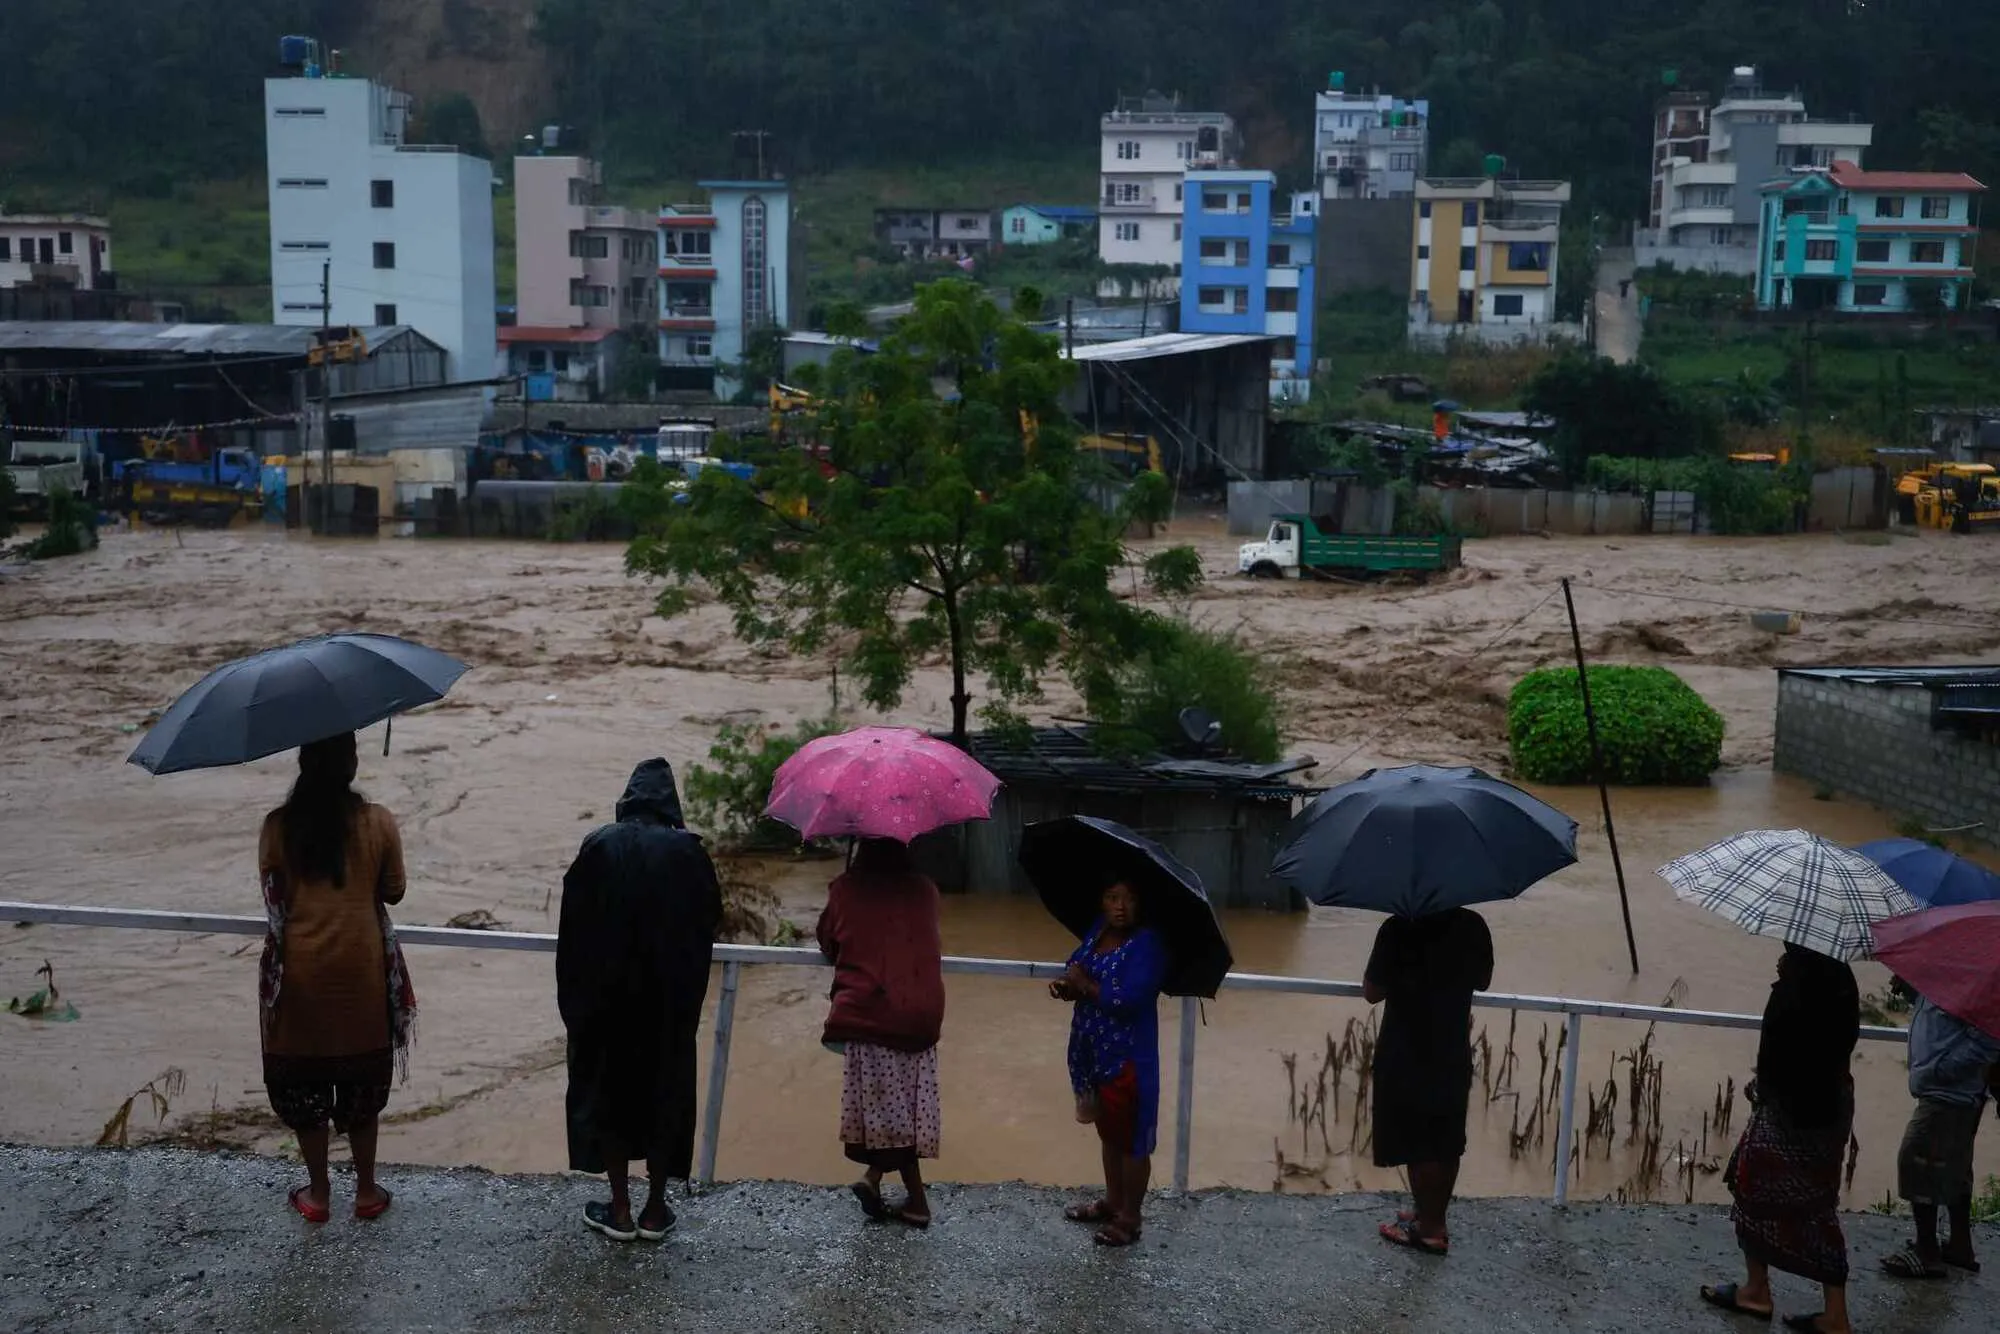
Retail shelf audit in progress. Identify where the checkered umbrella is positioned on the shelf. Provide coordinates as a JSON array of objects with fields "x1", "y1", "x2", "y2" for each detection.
[{"x1": 1658, "y1": 828, "x2": 1919, "y2": 961}]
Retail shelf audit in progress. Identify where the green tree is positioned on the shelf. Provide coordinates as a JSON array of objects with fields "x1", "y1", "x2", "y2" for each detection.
[
  {"x1": 1522, "y1": 353, "x2": 1719, "y2": 476},
  {"x1": 415, "y1": 92, "x2": 489, "y2": 159},
  {"x1": 622, "y1": 279, "x2": 1196, "y2": 743}
]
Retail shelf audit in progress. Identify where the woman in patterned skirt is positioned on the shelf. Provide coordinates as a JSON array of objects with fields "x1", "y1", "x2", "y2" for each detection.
[
  {"x1": 816, "y1": 838, "x2": 945, "y2": 1227},
  {"x1": 1054, "y1": 880, "x2": 1168, "y2": 1248},
  {"x1": 1701, "y1": 943, "x2": 1861, "y2": 1333}
]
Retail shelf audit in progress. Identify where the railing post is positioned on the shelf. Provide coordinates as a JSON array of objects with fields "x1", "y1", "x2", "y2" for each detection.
[
  {"x1": 1552, "y1": 1009, "x2": 1582, "y2": 1207},
  {"x1": 695, "y1": 960, "x2": 741, "y2": 1190},
  {"x1": 1172, "y1": 994, "x2": 1197, "y2": 1192}
]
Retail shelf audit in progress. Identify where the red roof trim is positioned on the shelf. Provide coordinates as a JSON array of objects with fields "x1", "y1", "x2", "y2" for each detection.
[
  {"x1": 1851, "y1": 267, "x2": 1975, "y2": 277},
  {"x1": 497, "y1": 326, "x2": 618, "y2": 344},
  {"x1": 1827, "y1": 160, "x2": 1985, "y2": 192},
  {"x1": 659, "y1": 267, "x2": 718, "y2": 280},
  {"x1": 1856, "y1": 223, "x2": 1979, "y2": 234},
  {"x1": 657, "y1": 318, "x2": 717, "y2": 331},
  {"x1": 660, "y1": 216, "x2": 719, "y2": 229}
]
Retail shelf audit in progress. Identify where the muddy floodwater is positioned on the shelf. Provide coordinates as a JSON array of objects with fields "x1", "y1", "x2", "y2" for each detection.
[{"x1": 4, "y1": 519, "x2": 1999, "y2": 1208}]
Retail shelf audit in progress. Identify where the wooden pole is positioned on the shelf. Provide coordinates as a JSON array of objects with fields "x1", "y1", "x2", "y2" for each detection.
[{"x1": 1561, "y1": 577, "x2": 1639, "y2": 975}]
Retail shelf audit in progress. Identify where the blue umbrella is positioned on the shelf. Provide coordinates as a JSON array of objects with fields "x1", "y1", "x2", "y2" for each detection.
[
  {"x1": 1854, "y1": 838, "x2": 2000, "y2": 908},
  {"x1": 129, "y1": 633, "x2": 469, "y2": 775},
  {"x1": 1270, "y1": 764, "x2": 1578, "y2": 917}
]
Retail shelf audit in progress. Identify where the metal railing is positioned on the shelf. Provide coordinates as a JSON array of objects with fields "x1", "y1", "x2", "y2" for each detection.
[{"x1": 0, "y1": 901, "x2": 1907, "y2": 1205}]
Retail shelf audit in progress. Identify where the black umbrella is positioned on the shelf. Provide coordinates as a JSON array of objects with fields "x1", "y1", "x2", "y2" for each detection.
[
  {"x1": 1270, "y1": 764, "x2": 1577, "y2": 917},
  {"x1": 1017, "y1": 815, "x2": 1233, "y2": 998},
  {"x1": 128, "y1": 633, "x2": 469, "y2": 775}
]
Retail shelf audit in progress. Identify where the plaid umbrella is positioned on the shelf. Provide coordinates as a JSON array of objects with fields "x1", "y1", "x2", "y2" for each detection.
[{"x1": 1659, "y1": 829, "x2": 1919, "y2": 961}]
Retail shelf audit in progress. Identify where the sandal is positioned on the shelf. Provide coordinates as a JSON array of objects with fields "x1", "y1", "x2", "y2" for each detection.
[
  {"x1": 1378, "y1": 1220, "x2": 1448, "y2": 1256},
  {"x1": 583, "y1": 1201, "x2": 638, "y2": 1243},
  {"x1": 1698, "y1": 1282, "x2": 1772, "y2": 1319},
  {"x1": 1881, "y1": 1244, "x2": 1947, "y2": 1280},
  {"x1": 1064, "y1": 1199, "x2": 1115, "y2": 1224},
  {"x1": 1091, "y1": 1219, "x2": 1141, "y2": 1248},
  {"x1": 354, "y1": 1187, "x2": 393, "y2": 1221},
  {"x1": 850, "y1": 1181, "x2": 888, "y2": 1221},
  {"x1": 288, "y1": 1185, "x2": 330, "y2": 1224}
]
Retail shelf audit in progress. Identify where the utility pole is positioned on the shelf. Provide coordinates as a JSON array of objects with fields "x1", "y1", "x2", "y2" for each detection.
[
  {"x1": 732, "y1": 130, "x2": 773, "y2": 181},
  {"x1": 1794, "y1": 315, "x2": 1816, "y2": 466},
  {"x1": 319, "y1": 259, "x2": 333, "y2": 533}
]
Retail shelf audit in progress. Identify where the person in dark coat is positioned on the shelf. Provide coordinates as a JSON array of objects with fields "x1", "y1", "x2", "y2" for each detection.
[{"x1": 557, "y1": 759, "x2": 720, "y2": 1243}]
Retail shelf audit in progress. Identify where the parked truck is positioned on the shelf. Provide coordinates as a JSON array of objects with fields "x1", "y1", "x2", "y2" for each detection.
[
  {"x1": 6, "y1": 438, "x2": 92, "y2": 514},
  {"x1": 1238, "y1": 513, "x2": 1461, "y2": 578},
  {"x1": 114, "y1": 447, "x2": 263, "y2": 527}
]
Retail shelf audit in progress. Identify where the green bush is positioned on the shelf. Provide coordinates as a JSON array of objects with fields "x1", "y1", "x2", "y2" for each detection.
[
  {"x1": 1508, "y1": 665, "x2": 1723, "y2": 785},
  {"x1": 1098, "y1": 620, "x2": 1283, "y2": 763},
  {"x1": 683, "y1": 717, "x2": 841, "y2": 850},
  {"x1": 25, "y1": 488, "x2": 99, "y2": 560}
]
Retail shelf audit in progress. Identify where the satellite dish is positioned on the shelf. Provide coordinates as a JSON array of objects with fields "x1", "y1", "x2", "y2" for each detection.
[{"x1": 1178, "y1": 706, "x2": 1223, "y2": 754}]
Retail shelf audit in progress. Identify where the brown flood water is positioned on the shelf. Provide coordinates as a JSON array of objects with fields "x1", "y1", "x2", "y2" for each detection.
[{"x1": 4, "y1": 524, "x2": 1999, "y2": 1209}]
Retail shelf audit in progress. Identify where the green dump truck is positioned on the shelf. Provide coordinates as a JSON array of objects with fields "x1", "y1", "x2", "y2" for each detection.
[{"x1": 1237, "y1": 513, "x2": 1460, "y2": 578}]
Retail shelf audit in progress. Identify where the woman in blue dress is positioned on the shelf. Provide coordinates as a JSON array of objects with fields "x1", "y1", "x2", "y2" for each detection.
[{"x1": 1050, "y1": 879, "x2": 1168, "y2": 1248}]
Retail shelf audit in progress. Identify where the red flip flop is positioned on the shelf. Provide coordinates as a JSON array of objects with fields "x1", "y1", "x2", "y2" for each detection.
[
  {"x1": 354, "y1": 1187, "x2": 393, "y2": 1221},
  {"x1": 288, "y1": 1186, "x2": 330, "y2": 1224}
]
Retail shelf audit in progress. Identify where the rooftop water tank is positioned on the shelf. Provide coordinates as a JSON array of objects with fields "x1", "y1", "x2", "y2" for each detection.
[
  {"x1": 1329, "y1": 70, "x2": 1346, "y2": 91},
  {"x1": 278, "y1": 35, "x2": 312, "y2": 68},
  {"x1": 542, "y1": 124, "x2": 561, "y2": 151},
  {"x1": 1483, "y1": 153, "x2": 1506, "y2": 178}
]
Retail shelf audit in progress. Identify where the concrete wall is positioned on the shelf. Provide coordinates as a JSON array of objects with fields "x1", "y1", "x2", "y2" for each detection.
[
  {"x1": 1808, "y1": 466, "x2": 1887, "y2": 529},
  {"x1": 1316, "y1": 198, "x2": 1414, "y2": 296},
  {"x1": 1634, "y1": 238, "x2": 1761, "y2": 275},
  {"x1": 1774, "y1": 673, "x2": 2000, "y2": 847},
  {"x1": 1225, "y1": 482, "x2": 1648, "y2": 537}
]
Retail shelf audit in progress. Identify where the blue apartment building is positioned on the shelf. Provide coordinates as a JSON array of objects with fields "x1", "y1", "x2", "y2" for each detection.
[
  {"x1": 1179, "y1": 169, "x2": 1317, "y2": 401},
  {"x1": 1756, "y1": 161, "x2": 1985, "y2": 314},
  {"x1": 658, "y1": 179, "x2": 792, "y2": 397}
]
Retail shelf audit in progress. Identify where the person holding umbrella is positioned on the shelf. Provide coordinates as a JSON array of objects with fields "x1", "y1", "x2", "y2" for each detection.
[
  {"x1": 1268, "y1": 765, "x2": 1577, "y2": 1255},
  {"x1": 1019, "y1": 816, "x2": 1234, "y2": 1249},
  {"x1": 766, "y1": 727, "x2": 1003, "y2": 1230}
]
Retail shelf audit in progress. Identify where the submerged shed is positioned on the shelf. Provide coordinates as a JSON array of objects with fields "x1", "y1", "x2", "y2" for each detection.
[{"x1": 914, "y1": 727, "x2": 1320, "y2": 911}]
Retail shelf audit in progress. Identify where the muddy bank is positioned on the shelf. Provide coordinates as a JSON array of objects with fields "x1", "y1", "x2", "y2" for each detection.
[{"x1": 4, "y1": 522, "x2": 2000, "y2": 1207}]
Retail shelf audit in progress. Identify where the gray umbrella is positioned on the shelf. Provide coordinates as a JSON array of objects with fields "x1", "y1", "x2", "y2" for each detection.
[
  {"x1": 1270, "y1": 764, "x2": 1578, "y2": 916},
  {"x1": 128, "y1": 633, "x2": 469, "y2": 775}
]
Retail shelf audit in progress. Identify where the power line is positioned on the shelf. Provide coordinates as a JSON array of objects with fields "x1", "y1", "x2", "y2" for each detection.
[{"x1": 0, "y1": 351, "x2": 311, "y2": 380}]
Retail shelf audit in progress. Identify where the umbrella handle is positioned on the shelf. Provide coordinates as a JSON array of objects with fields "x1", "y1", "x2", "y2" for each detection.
[{"x1": 383, "y1": 715, "x2": 392, "y2": 758}]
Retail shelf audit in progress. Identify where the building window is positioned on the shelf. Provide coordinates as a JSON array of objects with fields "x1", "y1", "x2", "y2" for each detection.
[
  {"x1": 665, "y1": 230, "x2": 712, "y2": 258},
  {"x1": 1921, "y1": 196, "x2": 1952, "y2": 220},
  {"x1": 1805, "y1": 239, "x2": 1837, "y2": 262},
  {"x1": 568, "y1": 178, "x2": 590, "y2": 206},
  {"x1": 527, "y1": 349, "x2": 547, "y2": 371},
  {"x1": 1772, "y1": 239, "x2": 1786, "y2": 262},
  {"x1": 280, "y1": 241, "x2": 331, "y2": 252},
  {"x1": 1172, "y1": 223, "x2": 1182, "y2": 241},
  {"x1": 1708, "y1": 226, "x2": 1732, "y2": 245},
  {"x1": 371, "y1": 179, "x2": 394, "y2": 208},
  {"x1": 1114, "y1": 222, "x2": 1140, "y2": 242},
  {"x1": 1390, "y1": 153, "x2": 1415, "y2": 172},
  {"x1": 1116, "y1": 182, "x2": 1143, "y2": 204},
  {"x1": 1199, "y1": 237, "x2": 1230, "y2": 263},
  {"x1": 688, "y1": 335, "x2": 713, "y2": 359},
  {"x1": 1852, "y1": 284, "x2": 1888, "y2": 306},
  {"x1": 57, "y1": 232, "x2": 72, "y2": 255},
  {"x1": 1459, "y1": 245, "x2": 1476, "y2": 272},
  {"x1": 1116, "y1": 140, "x2": 1140, "y2": 160},
  {"x1": 1272, "y1": 336, "x2": 1297, "y2": 361},
  {"x1": 1493, "y1": 293, "x2": 1525, "y2": 317},
  {"x1": 1270, "y1": 244, "x2": 1290, "y2": 266},
  {"x1": 1507, "y1": 242, "x2": 1550, "y2": 271},
  {"x1": 1461, "y1": 202, "x2": 1479, "y2": 227},
  {"x1": 1697, "y1": 186, "x2": 1729, "y2": 208},
  {"x1": 1173, "y1": 182, "x2": 1183, "y2": 203},
  {"x1": 1874, "y1": 195, "x2": 1906, "y2": 219},
  {"x1": 0, "y1": 238, "x2": 9, "y2": 261},
  {"x1": 1911, "y1": 240, "x2": 1947, "y2": 264},
  {"x1": 569, "y1": 231, "x2": 609, "y2": 259},
  {"x1": 375, "y1": 303, "x2": 398, "y2": 325},
  {"x1": 955, "y1": 216, "x2": 981, "y2": 232},
  {"x1": 554, "y1": 351, "x2": 572, "y2": 373},
  {"x1": 1267, "y1": 288, "x2": 1299, "y2": 312},
  {"x1": 1419, "y1": 201, "x2": 1432, "y2": 218},
  {"x1": 741, "y1": 195, "x2": 769, "y2": 329},
  {"x1": 1417, "y1": 244, "x2": 1430, "y2": 259},
  {"x1": 281, "y1": 301, "x2": 325, "y2": 312},
  {"x1": 38, "y1": 237, "x2": 53, "y2": 264},
  {"x1": 1010, "y1": 216, "x2": 1025, "y2": 235},
  {"x1": 1856, "y1": 238, "x2": 1890, "y2": 263},
  {"x1": 373, "y1": 241, "x2": 396, "y2": 269},
  {"x1": 276, "y1": 178, "x2": 328, "y2": 189},
  {"x1": 273, "y1": 106, "x2": 325, "y2": 117}
]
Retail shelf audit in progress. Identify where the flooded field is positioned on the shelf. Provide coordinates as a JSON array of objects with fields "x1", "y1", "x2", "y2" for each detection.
[{"x1": 4, "y1": 517, "x2": 1998, "y2": 1207}]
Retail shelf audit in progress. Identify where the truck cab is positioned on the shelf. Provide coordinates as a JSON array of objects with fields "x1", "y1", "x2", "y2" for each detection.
[{"x1": 1239, "y1": 517, "x2": 1306, "y2": 576}]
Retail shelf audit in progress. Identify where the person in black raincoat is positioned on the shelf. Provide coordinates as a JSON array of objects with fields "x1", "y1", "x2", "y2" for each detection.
[{"x1": 557, "y1": 759, "x2": 721, "y2": 1242}]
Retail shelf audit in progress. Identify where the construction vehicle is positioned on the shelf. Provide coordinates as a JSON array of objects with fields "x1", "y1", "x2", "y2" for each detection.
[
  {"x1": 308, "y1": 325, "x2": 369, "y2": 368},
  {"x1": 1239, "y1": 513, "x2": 1461, "y2": 578},
  {"x1": 115, "y1": 446, "x2": 263, "y2": 527},
  {"x1": 1896, "y1": 462, "x2": 2000, "y2": 532},
  {"x1": 6, "y1": 438, "x2": 92, "y2": 514}
]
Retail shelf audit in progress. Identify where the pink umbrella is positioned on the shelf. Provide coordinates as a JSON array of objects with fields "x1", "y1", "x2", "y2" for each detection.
[
  {"x1": 1871, "y1": 901, "x2": 2000, "y2": 1040},
  {"x1": 765, "y1": 726, "x2": 1001, "y2": 843}
]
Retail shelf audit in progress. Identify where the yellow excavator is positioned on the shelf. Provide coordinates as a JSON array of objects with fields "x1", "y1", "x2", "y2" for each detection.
[{"x1": 1897, "y1": 462, "x2": 2000, "y2": 532}]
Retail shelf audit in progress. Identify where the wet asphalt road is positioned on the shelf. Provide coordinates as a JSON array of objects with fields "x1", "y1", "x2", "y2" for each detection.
[{"x1": 1, "y1": 1145, "x2": 1992, "y2": 1332}]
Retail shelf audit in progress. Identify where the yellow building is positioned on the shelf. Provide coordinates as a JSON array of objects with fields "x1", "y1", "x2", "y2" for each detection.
[{"x1": 1408, "y1": 177, "x2": 1571, "y2": 341}]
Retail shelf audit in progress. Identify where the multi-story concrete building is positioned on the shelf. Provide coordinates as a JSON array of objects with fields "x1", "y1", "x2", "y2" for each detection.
[
  {"x1": 658, "y1": 180, "x2": 792, "y2": 399},
  {"x1": 872, "y1": 208, "x2": 996, "y2": 260},
  {"x1": 1313, "y1": 75, "x2": 1428, "y2": 201},
  {"x1": 1098, "y1": 94, "x2": 1238, "y2": 277},
  {"x1": 1639, "y1": 66, "x2": 1872, "y2": 275},
  {"x1": 1179, "y1": 170, "x2": 1317, "y2": 402},
  {"x1": 1755, "y1": 161, "x2": 1985, "y2": 314},
  {"x1": 264, "y1": 53, "x2": 495, "y2": 380},
  {"x1": 1408, "y1": 176, "x2": 1571, "y2": 344},
  {"x1": 0, "y1": 212, "x2": 113, "y2": 291}
]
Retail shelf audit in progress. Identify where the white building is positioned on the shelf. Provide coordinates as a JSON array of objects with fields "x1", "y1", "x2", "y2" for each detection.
[
  {"x1": 658, "y1": 180, "x2": 792, "y2": 400},
  {"x1": 1639, "y1": 65, "x2": 1872, "y2": 275},
  {"x1": 265, "y1": 66, "x2": 496, "y2": 380},
  {"x1": 1098, "y1": 94, "x2": 1237, "y2": 278},
  {"x1": 1313, "y1": 77, "x2": 1428, "y2": 201},
  {"x1": 0, "y1": 212, "x2": 112, "y2": 290}
]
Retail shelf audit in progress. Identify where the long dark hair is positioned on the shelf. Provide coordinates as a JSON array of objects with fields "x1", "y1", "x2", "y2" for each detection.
[
  {"x1": 850, "y1": 838, "x2": 914, "y2": 875},
  {"x1": 279, "y1": 732, "x2": 363, "y2": 888}
]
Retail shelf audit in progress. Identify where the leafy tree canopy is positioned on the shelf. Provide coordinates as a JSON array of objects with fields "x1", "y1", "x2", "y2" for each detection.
[{"x1": 1522, "y1": 353, "x2": 1720, "y2": 475}]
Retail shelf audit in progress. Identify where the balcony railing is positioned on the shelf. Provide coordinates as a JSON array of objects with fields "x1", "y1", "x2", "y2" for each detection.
[{"x1": 1102, "y1": 192, "x2": 1159, "y2": 211}]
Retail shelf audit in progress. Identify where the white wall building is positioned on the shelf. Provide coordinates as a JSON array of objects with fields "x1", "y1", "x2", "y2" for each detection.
[
  {"x1": 265, "y1": 69, "x2": 496, "y2": 380},
  {"x1": 0, "y1": 212, "x2": 113, "y2": 290},
  {"x1": 658, "y1": 180, "x2": 792, "y2": 400},
  {"x1": 1313, "y1": 80, "x2": 1428, "y2": 201},
  {"x1": 1098, "y1": 94, "x2": 1237, "y2": 278}
]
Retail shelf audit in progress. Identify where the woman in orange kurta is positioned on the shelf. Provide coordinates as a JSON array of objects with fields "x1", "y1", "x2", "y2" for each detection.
[{"x1": 258, "y1": 731, "x2": 416, "y2": 1223}]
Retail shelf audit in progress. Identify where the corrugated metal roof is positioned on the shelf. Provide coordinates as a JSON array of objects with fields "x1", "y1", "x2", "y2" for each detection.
[
  {"x1": 1064, "y1": 332, "x2": 1274, "y2": 363},
  {"x1": 957, "y1": 727, "x2": 1319, "y2": 795},
  {"x1": 1783, "y1": 665, "x2": 2000, "y2": 687},
  {"x1": 0, "y1": 321, "x2": 430, "y2": 357}
]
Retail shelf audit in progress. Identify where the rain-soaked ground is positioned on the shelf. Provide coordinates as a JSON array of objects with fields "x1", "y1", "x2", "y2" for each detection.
[{"x1": 2, "y1": 1146, "x2": 1992, "y2": 1333}]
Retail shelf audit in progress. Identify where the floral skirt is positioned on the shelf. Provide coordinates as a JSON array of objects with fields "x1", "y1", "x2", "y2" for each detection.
[
  {"x1": 1726, "y1": 1083, "x2": 1854, "y2": 1285},
  {"x1": 839, "y1": 1042, "x2": 940, "y2": 1171}
]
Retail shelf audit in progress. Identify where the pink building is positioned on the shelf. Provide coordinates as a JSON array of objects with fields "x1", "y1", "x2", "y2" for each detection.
[
  {"x1": 0, "y1": 212, "x2": 113, "y2": 291},
  {"x1": 513, "y1": 155, "x2": 656, "y2": 331}
]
